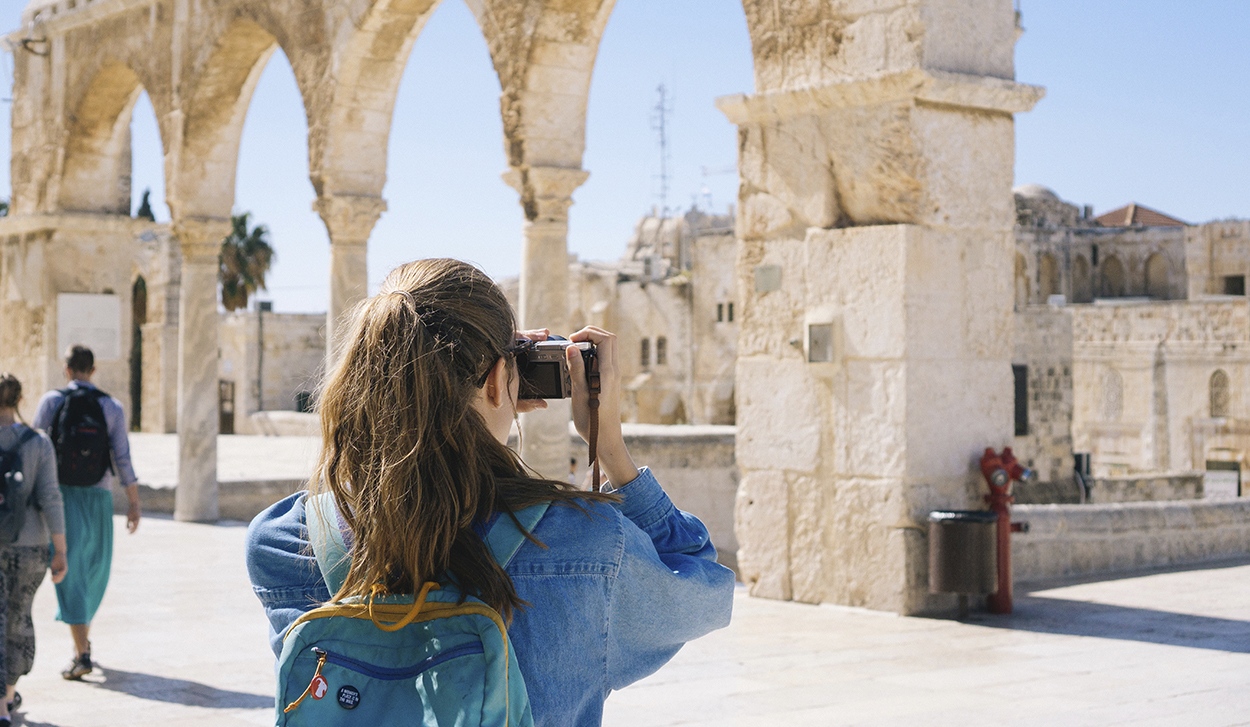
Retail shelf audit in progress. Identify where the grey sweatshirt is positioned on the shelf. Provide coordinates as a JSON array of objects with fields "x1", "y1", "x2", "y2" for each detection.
[{"x1": 0, "y1": 423, "x2": 66, "y2": 547}]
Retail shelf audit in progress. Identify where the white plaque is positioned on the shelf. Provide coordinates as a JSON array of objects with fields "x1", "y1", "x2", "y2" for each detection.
[{"x1": 57, "y1": 293, "x2": 122, "y2": 362}]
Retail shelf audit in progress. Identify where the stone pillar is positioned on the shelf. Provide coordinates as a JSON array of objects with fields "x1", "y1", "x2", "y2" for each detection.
[
  {"x1": 173, "y1": 216, "x2": 231, "y2": 522},
  {"x1": 504, "y1": 166, "x2": 590, "y2": 480},
  {"x1": 719, "y1": 66, "x2": 1043, "y2": 614},
  {"x1": 314, "y1": 195, "x2": 387, "y2": 360}
]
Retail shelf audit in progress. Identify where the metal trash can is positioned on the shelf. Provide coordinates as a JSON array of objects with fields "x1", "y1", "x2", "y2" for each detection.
[{"x1": 928, "y1": 510, "x2": 998, "y2": 616}]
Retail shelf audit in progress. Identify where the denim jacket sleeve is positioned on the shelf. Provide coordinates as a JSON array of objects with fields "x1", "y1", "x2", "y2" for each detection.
[
  {"x1": 604, "y1": 467, "x2": 736, "y2": 689},
  {"x1": 246, "y1": 492, "x2": 332, "y2": 656}
]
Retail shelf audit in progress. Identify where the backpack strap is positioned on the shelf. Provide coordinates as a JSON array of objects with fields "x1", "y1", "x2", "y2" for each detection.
[
  {"x1": 484, "y1": 502, "x2": 549, "y2": 569},
  {"x1": 307, "y1": 492, "x2": 352, "y2": 597},
  {"x1": 306, "y1": 493, "x2": 550, "y2": 597}
]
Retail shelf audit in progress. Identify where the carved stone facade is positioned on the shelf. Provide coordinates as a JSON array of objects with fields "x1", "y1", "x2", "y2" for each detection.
[
  {"x1": 0, "y1": 0, "x2": 1045, "y2": 615},
  {"x1": 1011, "y1": 185, "x2": 1250, "y2": 496}
]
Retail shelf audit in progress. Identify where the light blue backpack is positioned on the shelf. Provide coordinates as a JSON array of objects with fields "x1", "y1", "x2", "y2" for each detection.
[{"x1": 273, "y1": 493, "x2": 546, "y2": 726}]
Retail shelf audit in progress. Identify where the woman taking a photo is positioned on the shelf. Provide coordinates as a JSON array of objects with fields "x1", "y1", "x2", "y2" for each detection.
[
  {"x1": 248, "y1": 258, "x2": 734, "y2": 725},
  {"x1": 0, "y1": 374, "x2": 68, "y2": 725}
]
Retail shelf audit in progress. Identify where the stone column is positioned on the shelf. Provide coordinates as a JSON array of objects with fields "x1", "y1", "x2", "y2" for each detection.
[
  {"x1": 314, "y1": 195, "x2": 387, "y2": 360},
  {"x1": 173, "y1": 216, "x2": 231, "y2": 522},
  {"x1": 504, "y1": 166, "x2": 590, "y2": 480},
  {"x1": 719, "y1": 68, "x2": 1043, "y2": 614}
]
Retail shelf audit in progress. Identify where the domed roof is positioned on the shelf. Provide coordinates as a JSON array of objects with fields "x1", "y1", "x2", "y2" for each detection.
[{"x1": 1012, "y1": 184, "x2": 1060, "y2": 200}]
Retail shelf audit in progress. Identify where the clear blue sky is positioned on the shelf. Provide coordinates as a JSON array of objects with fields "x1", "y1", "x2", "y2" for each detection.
[{"x1": 1, "y1": 1, "x2": 1246, "y2": 313}]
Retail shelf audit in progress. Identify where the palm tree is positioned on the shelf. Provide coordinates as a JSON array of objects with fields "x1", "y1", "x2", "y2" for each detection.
[{"x1": 219, "y1": 212, "x2": 275, "y2": 312}]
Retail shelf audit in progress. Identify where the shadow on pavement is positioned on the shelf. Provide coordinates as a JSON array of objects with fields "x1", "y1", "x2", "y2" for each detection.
[
  {"x1": 973, "y1": 594, "x2": 1250, "y2": 654},
  {"x1": 90, "y1": 666, "x2": 273, "y2": 709}
]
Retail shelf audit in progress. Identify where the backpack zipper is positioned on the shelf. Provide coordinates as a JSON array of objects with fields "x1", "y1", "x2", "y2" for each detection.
[{"x1": 312, "y1": 642, "x2": 484, "y2": 681}]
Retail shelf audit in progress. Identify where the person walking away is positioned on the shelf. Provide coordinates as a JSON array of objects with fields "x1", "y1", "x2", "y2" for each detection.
[
  {"x1": 32, "y1": 346, "x2": 141, "y2": 680},
  {"x1": 0, "y1": 374, "x2": 67, "y2": 724}
]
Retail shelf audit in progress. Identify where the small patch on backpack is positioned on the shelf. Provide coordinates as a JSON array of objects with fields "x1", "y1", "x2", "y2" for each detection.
[
  {"x1": 310, "y1": 675, "x2": 328, "y2": 700},
  {"x1": 337, "y1": 685, "x2": 360, "y2": 709}
]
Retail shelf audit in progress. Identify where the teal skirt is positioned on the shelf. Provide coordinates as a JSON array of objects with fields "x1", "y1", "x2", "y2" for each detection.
[{"x1": 53, "y1": 486, "x2": 113, "y2": 625}]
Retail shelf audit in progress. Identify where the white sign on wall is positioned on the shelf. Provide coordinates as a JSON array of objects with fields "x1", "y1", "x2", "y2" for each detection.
[{"x1": 57, "y1": 293, "x2": 122, "y2": 362}]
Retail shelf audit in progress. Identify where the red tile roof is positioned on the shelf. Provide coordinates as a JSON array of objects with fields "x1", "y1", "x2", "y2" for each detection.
[{"x1": 1092, "y1": 203, "x2": 1188, "y2": 227}]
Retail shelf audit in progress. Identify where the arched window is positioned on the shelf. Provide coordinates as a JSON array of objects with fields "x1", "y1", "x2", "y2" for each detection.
[
  {"x1": 1015, "y1": 252, "x2": 1030, "y2": 308},
  {"x1": 1210, "y1": 369, "x2": 1231, "y2": 418},
  {"x1": 1039, "y1": 253, "x2": 1060, "y2": 300},
  {"x1": 656, "y1": 336, "x2": 667, "y2": 365},
  {"x1": 640, "y1": 338, "x2": 650, "y2": 368},
  {"x1": 1146, "y1": 253, "x2": 1169, "y2": 299},
  {"x1": 1072, "y1": 254, "x2": 1092, "y2": 303},
  {"x1": 1102, "y1": 368, "x2": 1124, "y2": 421},
  {"x1": 1101, "y1": 255, "x2": 1126, "y2": 297}
]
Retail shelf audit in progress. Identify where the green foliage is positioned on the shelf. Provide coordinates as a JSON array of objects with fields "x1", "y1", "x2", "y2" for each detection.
[
  {"x1": 0, "y1": 199, "x2": 8, "y2": 217},
  {"x1": 136, "y1": 189, "x2": 155, "y2": 221},
  {"x1": 219, "y1": 212, "x2": 275, "y2": 312}
]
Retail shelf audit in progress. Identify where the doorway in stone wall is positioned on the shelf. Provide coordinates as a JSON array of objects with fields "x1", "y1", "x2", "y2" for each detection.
[{"x1": 129, "y1": 276, "x2": 147, "y2": 431}]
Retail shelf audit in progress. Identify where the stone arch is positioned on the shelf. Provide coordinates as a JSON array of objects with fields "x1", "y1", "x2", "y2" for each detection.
[
  {"x1": 1014, "y1": 252, "x2": 1030, "y2": 308},
  {"x1": 1101, "y1": 255, "x2": 1126, "y2": 297},
  {"x1": 173, "y1": 20, "x2": 290, "y2": 219},
  {"x1": 471, "y1": 0, "x2": 615, "y2": 208},
  {"x1": 1146, "y1": 253, "x2": 1169, "y2": 299},
  {"x1": 1072, "y1": 254, "x2": 1092, "y2": 303},
  {"x1": 1102, "y1": 367, "x2": 1124, "y2": 422},
  {"x1": 59, "y1": 62, "x2": 149, "y2": 214},
  {"x1": 1211, "y1": 369, "x2": 1231, "y2": 418},
  {"x1": 308, "y1": 0, "x2": 444, "y2": 200},
  {"x1": 1038, "y1": 252, "x2": 1060, "y2": 301}
]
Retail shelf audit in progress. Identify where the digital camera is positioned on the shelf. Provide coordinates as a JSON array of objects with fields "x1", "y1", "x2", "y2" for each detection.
[{"x1": 516, "y1": 338, "x2": 596, "y2": 400}]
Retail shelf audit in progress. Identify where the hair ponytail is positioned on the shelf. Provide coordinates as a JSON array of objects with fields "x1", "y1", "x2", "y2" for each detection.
[{"x1": 311, "y1": 259, "x2": 614, "y2": 621}]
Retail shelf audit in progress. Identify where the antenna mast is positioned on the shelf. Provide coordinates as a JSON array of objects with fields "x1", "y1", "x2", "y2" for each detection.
[{"x1": 651, "y1": 84, "x2": 672, "y2": 219}]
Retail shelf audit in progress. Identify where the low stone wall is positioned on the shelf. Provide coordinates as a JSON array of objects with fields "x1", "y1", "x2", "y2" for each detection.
[
  {"x1": 1012, "y1": 499, "x2": 1250, "y2": 583},
  {"x1": 1014, "y1": 472, "x2": 1204, "y2": 504},
  {"x1": 1087, "y1": 473, "x2": 1203, "y2": 502},
  {"x1": 115, "y1": 479, "x2": 307, "y2": 523},
  {"x1": 118, "y1": 425, "x2": 742, "y2": 574}
]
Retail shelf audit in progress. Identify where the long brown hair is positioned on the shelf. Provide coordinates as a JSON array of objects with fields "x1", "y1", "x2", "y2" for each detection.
[{"x1": 312, "y1": 258, "x2": 612, "y2": 621}]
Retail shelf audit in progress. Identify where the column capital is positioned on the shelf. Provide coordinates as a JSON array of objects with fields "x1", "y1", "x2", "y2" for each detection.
[
  {"x1": 502, "y1": 165, "x2": 590, "y2": 222},
  {"x1": 314, "y1": 194, "x2": 387, "y2": 245},
  {"x1": 172, "y1": 215, "x2": 231, "y2": 263}
]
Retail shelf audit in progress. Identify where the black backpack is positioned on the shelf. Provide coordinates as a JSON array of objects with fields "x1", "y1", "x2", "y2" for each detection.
[
  {"x1": 0, "y1": 425, "x2": 38, "y2": 543},
  {"x1": 49, "y1": 388, "x2": 113, "y2": 487}
]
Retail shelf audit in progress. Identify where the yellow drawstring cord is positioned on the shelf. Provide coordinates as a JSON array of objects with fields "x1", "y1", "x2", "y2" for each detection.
[
  {"x1": 369, "y1": 582, "x2": 440, "y2": 632},
  {"x1": 283, "y1": 649, "x2": 328, "y2": 714}
]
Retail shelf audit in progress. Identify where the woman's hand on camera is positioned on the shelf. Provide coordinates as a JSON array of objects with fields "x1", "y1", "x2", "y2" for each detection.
[
  {"x1": 514, "y1": 329, "x2": 549, "y2": 414},
  {"x1": 567, "y1": 326, "x2": 639, "y2": 489}
]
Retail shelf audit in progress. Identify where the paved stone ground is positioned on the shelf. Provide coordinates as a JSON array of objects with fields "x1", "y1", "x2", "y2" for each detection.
[{"x1": 10, "y1": 512, "x2": 1249, "y2": 726}]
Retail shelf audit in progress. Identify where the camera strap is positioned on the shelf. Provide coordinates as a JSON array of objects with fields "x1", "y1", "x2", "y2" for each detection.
[{"x1": 588, "y1": 351, "x2": 600, "y2": 490}]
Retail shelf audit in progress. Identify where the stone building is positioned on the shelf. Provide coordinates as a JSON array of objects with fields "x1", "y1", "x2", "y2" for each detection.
[
  {"x1": 1010, "y1": 185, "x2": 1250, "y2": 498},
  {"x1": 0, "y1": 0, "x2": 1046, "y2": 616},
  {"x1": 506, "y1": 206, "x2": 738, "y2": 426}
]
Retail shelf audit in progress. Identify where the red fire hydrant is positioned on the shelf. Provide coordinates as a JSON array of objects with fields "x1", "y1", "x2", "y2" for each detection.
[{"x1": 980, "y1": 447, "x2": 1033, "y2": 614}]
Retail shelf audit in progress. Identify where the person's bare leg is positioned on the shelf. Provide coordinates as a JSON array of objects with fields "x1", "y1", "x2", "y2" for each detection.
[{"x1": 69, "y1": 623, "x2": 90, "y2": 656}]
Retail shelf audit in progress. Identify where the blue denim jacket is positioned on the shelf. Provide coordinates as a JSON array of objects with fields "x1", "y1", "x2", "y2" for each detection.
[{"x1": 246, "y1": 467, "x2": 735, "y2": 726}]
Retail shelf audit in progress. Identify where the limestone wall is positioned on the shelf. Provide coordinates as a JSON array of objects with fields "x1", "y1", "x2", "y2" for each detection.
[
  {"x1": 1086, "y1": 473, "x2": 1204, "y2": 503},
  {"x1": 0, "y1": 214, "x2": 165, "y2": 426},
  {"x1": 1185, "y1": 220, "x2": 1250, "y2": 297},
  {"x1": 1015, "y1": 226, "x2": 1187, "y2": 305},
  {"x1": 1012, "y1": 308, "x2": 1074, "y2": 486},
  {"x1": 1013, "y1": 499, "x2": 1250, "y2": 583},
  {"x1": 1070, "y1": 299, "x2": 1250, "y2": 475},
  {"x1": 219, "y1": 311, "x2": 324, "y2": 427}
]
